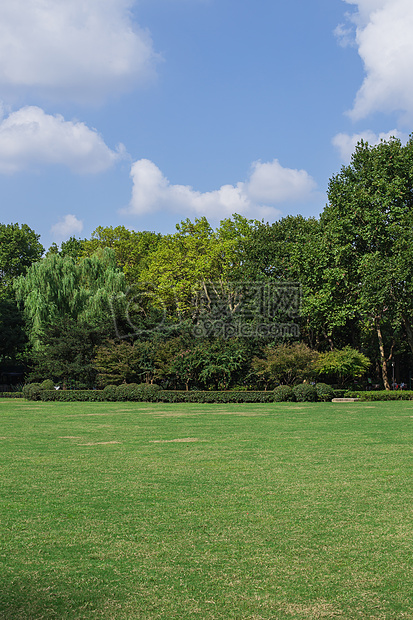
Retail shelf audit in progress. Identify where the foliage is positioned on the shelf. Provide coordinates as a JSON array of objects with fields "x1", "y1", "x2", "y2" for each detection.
[
  {"x1": 82, "y1": 225, "x2": 162, "y2": 283},
  {"x1": 252, "y1": 342, "x2": 318, "y2": 387},
  {"x1": 138, "y1": 216, "x2": 257, "y2": 318},
  {"x1": 0, "y1": 299, "x2": 27, "y2": 366},
  {"x1": 22, "y1": 383, "x2": 42, "y2": 401},
  {"x1": 0, "y1": 222, "x2": 44, "y2": 299},
  {"x1": 345, "y1": 390, "x2": 413, "y2": 401},
  {"x1": 102, "y1": 384, "x2": 119, "y2": 401},
  {"x1": 292, "y1": 383, "x2": 318, "y2": 402},
  {"x1": 315, "y1": 382, "x2": 335, "y2": 402},
  {"x1": 40, "y1": 379, "x2": 55, "y2": 390},
  {"x1": 319, "y1": 136, "x2": 413, "y2": 386},
  {"x1": 273, "y1": 385, "x2": 295, "y2": 402},
  {"x1": 94, "y1": 340, "x2": 157, "y2": 387},
  {"x1": 39, "y1": 389, "x2": 105, "y2": 402},
  {"x1": 34, "y1": 389, "x2": 276, "y2": 403},
  {"x1": 315, "y1": 346, "x2": 370, "y2": 385},
  {"x1": 29, "y1": 318, "x2": 103, "y2": 388},
  {"x1": 47, "y1": 236, "x2": 86, "y2": 260},
  {"x1": 14, "y1": 248, "x2": 126, "y2": 348},
  {"x1": 115, "y1": 383, "x2": 162, "y2": 402},
  {"x1": 0, "y1": 392, "x2": 23, "y2": 398}
]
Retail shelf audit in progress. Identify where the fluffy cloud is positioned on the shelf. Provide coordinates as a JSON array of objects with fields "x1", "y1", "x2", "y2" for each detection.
[
  {"x1": 332, "y1": 129, "x2": 408, "y2": 162},
  {"x1": 0, "y1": 0, "x2": 158, "y2": 102},
  {"x1": 0, "y1": 106, "x2": 123, "y2": 174},
  {"x1": 125, "y1": 158, "x2": 318, "y2": 220},
  {"x1": 50, "y1": 214, "x2": 83, "y2": 240},
  {"x1": 339, "y1": 0, "x2": 413, "y2": 120}
]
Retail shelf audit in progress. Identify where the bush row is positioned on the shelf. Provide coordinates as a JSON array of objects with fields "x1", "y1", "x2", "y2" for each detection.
[
  {"x1": 21, "y1": 382, "x2": 338, "y2": 403},
  {"x1": 345, "y1": 390, "x2": 413, "y2": 401},
  {"x1": 0, "y1": 392, "x2": 23, "y2": 398}
]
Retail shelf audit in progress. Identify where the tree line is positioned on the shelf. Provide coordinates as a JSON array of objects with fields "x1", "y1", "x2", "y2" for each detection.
[{"x1": 1, "y1": 136, "x2": 413, "y2": 390}]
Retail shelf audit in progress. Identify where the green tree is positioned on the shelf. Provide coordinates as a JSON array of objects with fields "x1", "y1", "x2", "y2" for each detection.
[
  {"x1": 82, "y1": 225, "x2": 161, "y2": 283},
  {"x1": 320, "y1": 135, "x2": 413, "y2": 387},
  {"x1": 0, "y1": 299, "x2": 27, "y2": 367},
  {"x1": 46, "y1": 236, "x2": 86, "y2": 260},
  {"x1": 14, "y1": 249, "x2": 127, "y2": 348},
  {"x1": 93, "y1": 339, "x2": 157, "y2": 387},
  {"x1": 139, "y1": 216, "x2": 257, "y2": 320},
  {"x1": 315, "y1": 346, "x2": 371, "y2": 386},
  {"x1": 30, "y1": 318, "x2": 102, "y2": 388},
  {"x1": 0, "y1": 223, "x2": 44, "y2": 298},
  {"x1": 252, "y1": 342, "x2": 318, "y2": 387}
]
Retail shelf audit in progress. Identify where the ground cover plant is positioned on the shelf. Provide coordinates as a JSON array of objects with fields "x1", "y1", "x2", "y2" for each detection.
[{"x1": 0, "y1": 400, "x2": 412, "y2": 619}]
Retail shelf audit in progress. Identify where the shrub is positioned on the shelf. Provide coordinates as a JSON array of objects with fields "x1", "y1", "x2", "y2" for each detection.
[
  {"x1": 292, "y1": 383, "x2": 317, "y2": 402},
  {"x1": 0, "y1": 392, "x2": 23, "y2": 398},
  {"x1": 274, "y1": 385, "x2": 295, "y2": 402},
  {"x1": 345, "y1": 390, "x2": 413, "y2": 401},
  {"x1": 102, "y1": 384, "x2": 119, "y2": 402},
  {"x1": 140, "y1": 383, "x2": 162, "y2": 401},
  {"x1": 40, "y1": 379, "x2": 55, "y2": 391},
  {"x1": 116, "y1": 383, "x2": 143, "y2": 402},
  {"x1": 315, "y1": 382, "x2": 335, "y2": 402},
  {"x1": 40, "y1": 390, "x2": 104, "y2": 402},
  {"x1": 252, "y1": 342, "x2": 318, "y2": 387},
  {"x1": 22, "y1": 383, "x2": 42, "y2": 401}
]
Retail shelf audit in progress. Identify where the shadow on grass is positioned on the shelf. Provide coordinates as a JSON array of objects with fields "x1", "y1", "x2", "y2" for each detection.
[{"x1": 0, "y1": 575, "x2": 114, "y2": 619}]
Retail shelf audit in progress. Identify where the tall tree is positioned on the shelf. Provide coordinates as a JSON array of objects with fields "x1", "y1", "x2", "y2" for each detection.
[
  {"x1": 320, "y1": 136, "x2": 413, "y2": 387},
  {"x1": 82, "y1": 225, "x2": 161, "y2": 283},
  {"x1": 0, "y1": 223, "x2": 44, "y2": 298},
  {"x1": 14, "y1": 249, "x2": 127, "y2": 348}
]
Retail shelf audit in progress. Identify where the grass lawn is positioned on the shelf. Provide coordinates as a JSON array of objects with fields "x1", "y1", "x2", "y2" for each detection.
[{"x1": 0, "y1": 400, "x2": 412, "y2": 619}]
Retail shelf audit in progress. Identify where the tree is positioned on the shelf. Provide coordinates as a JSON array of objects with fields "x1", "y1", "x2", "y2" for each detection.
[
  {"x1": 0, "y1": 223, "x2": 44, "y2": 298},
  {"x1": 29, "y1": 318, "x2": 102, "y2": 388},
  {"x1": 315, "y1": 346, "x2": 370, "y2": 386},
  {"x1": 82, "y1": 225, "x2": 162, "y2": 284},
  {"x1": 139, "y1": 216, "x2": 257, "y2": 320},
  {"x1": 0, "y1": 299, "x2": 27, "y2": 367},
  {"x1": 93, "y1": 339, "x2": 157, "y2": 387},
  {"x1": 252, "y1": 342, "x2": 318, "y2": 387},
  {"x1": 319, "y1": 136, "x2": 413, "y2": 387},
  {"x1": 14, "y1": 249, "x2": 127, "y2": 348},
  {"x1": 46, "y1": 236, "x2": 86, "y2": 260}
]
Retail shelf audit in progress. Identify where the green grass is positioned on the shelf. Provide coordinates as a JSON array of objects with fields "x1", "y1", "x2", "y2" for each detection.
[{"x1": 0, "y1": 400, "x2": 412, "y2": 619}]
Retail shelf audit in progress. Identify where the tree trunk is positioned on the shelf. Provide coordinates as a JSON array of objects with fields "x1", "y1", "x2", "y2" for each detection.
[{"x1": 375, "y1": 317, "x2": 390, "y2": 390}]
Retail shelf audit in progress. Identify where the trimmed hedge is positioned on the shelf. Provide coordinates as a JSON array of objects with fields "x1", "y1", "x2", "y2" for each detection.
[
  {"x1": 33, "y1": 389, "x2": 275, "y2": 403},
  {"x1": 345, "y1": 390, "x2": 413, "y2": 401},
  {"x1": 40, "y1": 390, "x2": 105, "y2": 402},
  {"x1": 0, "y1": 392, "x2": 23, "y2": 398},
  {"x1": 158, "y1": 391, "x2": 275, "y2": 404},
  {"x1": 19, "y1": 384, "x2": 339, "y2": 403}
]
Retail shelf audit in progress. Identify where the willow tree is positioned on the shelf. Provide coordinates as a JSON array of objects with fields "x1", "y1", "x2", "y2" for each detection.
[{"x1": 14, "y1": 248, "x2": 127, "y2": 348}]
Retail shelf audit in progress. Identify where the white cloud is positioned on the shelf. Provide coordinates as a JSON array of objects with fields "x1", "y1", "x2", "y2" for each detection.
[
  {"x1": 0, "y1": 106, "x2": 123, "y2": 174},
  {"x1": 50, "y1": 214, "x2": 83, "y2": 240},
  {"x1": 0, "y1": 0, "x2": 158, "y2": 103},
  {"x1": 246, "y1": 159, "x2": 317, "y2": 204},
  {"x1": 332, "y1": 129, "x2": 408, "y2": 162},
  {"x1": 340, "y1": 0, "x2": 413, "y2": 120},
  {"x1": 125, "y1": 158, "x2": 318, "y2": 221}
]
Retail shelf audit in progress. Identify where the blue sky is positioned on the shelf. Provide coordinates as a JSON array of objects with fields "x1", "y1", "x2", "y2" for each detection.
[{"x1": 0, "y1": 0, "x2": 412, "y2": 249}]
